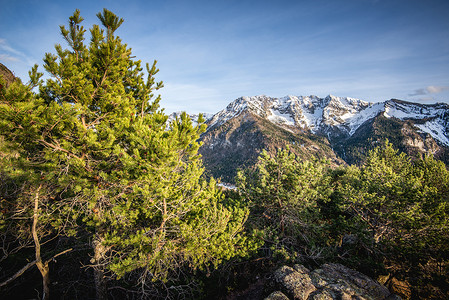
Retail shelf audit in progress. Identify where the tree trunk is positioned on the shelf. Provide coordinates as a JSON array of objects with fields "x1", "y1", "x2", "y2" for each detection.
[
  {"x1": 32, "y1": 185, "x2": 50, "y2": 300},
  {"x1": 93, "y1": 237, "x2": 108, "y2": 300},
  {"x1": 36, "y1": 261, "x2": 50, "y2": 300}
]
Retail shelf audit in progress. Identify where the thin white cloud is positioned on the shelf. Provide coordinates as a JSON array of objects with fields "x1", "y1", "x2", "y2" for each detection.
[
  {"x1": 409, "y1": 88, "x2": 427, "y2": 96},
  {"x1": 0, "y1": 38, "x2": 24, "y2": 57},
  {"x1": 409, "y1": 85, "x2": 449, "y2": 96},
  {"x1": 0, "y1": 38, "x2": 36, "y2": 68},
  {"x1": 0, "y1": 53, "x2": 19, "y2": 62},
  {"x1": 426, "y1": 86, "x2": 449, "y2": 94}
]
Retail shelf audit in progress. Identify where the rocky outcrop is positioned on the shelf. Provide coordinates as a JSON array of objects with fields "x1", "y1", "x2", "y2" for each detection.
[
  {"x1": 0, "y1": 63, "x2": 16, "y2": 88},
  {"x1": 273, "y1": 265, "x2": 317, "y2": 300},
  {"x1": 268, "y1": 263, "x2": 400, "y2": 300}
]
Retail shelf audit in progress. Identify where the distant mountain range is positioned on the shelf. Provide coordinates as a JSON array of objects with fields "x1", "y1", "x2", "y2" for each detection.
[{"x1": 178, "y1": 95, "x2": 449, "y2": 182}]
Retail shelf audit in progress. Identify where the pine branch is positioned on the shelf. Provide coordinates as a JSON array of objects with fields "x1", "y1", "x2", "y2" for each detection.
[
  {"x1": 0, "y1": 248, "x2": 73, "y2": 288},
  {"x1": 37, "y1": 139, "x2": 81, "y2": 160},
  {"x1": 0, "y1": 259, "x2": 37, "y2": 288}
]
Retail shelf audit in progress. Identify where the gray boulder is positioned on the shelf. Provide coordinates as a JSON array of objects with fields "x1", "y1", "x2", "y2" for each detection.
[
  {"x1": 267, "y1": 263, "x2": 399, "y2": 300},
  {"x1": 265, "y1": 291, "x2": 290, "y2": 300},
  {"x1": 274, "y1": 266, "x2": 316, "y2": 299}
]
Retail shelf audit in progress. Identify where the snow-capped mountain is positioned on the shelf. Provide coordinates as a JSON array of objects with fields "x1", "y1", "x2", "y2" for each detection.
[
  {"x1": 172, "y1": 94, "x2": 449, "y2": 182},
  {"x1": 205, "y1": 95, "x2": 449, "y2": 146},
  {"x1": 207, "y1": 95, "x2": 374, "y2": 134}
]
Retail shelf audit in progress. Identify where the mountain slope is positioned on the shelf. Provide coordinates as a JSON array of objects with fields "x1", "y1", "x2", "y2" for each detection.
[
  {"x1": 335, "y1": 99, "x2": 449, "y2": 165},
  {"x1": 183, "y1": 95, "x2": 449, "y2": 182},
  {"x1": 200, "y1": 107, "x2": 342, "y2": 182}
]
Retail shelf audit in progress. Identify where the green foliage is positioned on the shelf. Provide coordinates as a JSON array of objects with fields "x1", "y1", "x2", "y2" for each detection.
[
  {"x1": 332, "y1": 141, "x2": 448, "y2": 297},
  {"x1": 236, "y1": 141, "x2": 449, "y2": 298},
  {"x1": 358, "y1": 143, "x2": 449, "y2": 286},
  {"x1": 235, "y1": 148, "x2": 334, "y2": 263},
  {"x1": 0, "y1": 9, "x2": 257, "y2": 297}
]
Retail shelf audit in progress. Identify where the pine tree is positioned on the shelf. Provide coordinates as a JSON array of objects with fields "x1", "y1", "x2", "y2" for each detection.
[
  {"x1": 0, "y1": 66, "x2": 73, "y2": 300},
  {"x1": 1, "y1": 9, "x2": 255, "y2": 299},
  {"x1": 345, "y1": 141, "x2": 449, "y2": 296},
  {"x1": 235, "y1": 148, "x2": 331, "y2": 262}
]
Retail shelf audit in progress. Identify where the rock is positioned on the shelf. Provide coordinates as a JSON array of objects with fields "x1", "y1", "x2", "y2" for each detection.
[
  {"x1": 308, "y1": 289, "x2": 335, "y2": 300},
  {"x1": 386, "y1": 277, "x2": 411, "y2": 300},
  {"x1": 0, "y1": 63, "x2": 16, "y2": 88},
  {"x1": 265, "y1": 291, "x2": 290, "y2": 300},
  {"x1": 272, "y1": 263, "x2": 399, "y2": 300},
  {"x1": 310, "y1": 263, "x2": 391, "y2": 300},
  {"x1": 293, "y1": 265, "x2": 310, "y2": 274},
  {"x1": 274, "y1": 266, "x2": 317, "y2": 299}
]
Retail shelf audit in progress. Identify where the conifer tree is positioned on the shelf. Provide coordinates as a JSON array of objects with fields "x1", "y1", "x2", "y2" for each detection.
[
  {"x1": 335, "y1": 142, "x2": 449, "y2": 296},
  {"x1": 1, "y1": 9, "x2": 255, "y2": 299},
  {"x1": 0, "y1": 68, "x2": 75, "y2": 300},
  {"x1": 235, "y1": 148, "x2": 331, "y2": 261}
]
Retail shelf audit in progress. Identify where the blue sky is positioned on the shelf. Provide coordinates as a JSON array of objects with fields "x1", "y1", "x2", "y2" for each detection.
[{"x1": 1, "y1": 0, "x2": 449, "y2": 113}]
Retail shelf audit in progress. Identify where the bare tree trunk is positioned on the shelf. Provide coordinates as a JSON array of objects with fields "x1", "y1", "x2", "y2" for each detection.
[
  {"x1": 93, "y1": 237, "x2": 108, "y2": 300},
  {"x1": 32, "y1": 185, "x2": 50, "y2": 300},
  {"x1": 35, "y1": 263, "x2": 50, "y2": 300}
]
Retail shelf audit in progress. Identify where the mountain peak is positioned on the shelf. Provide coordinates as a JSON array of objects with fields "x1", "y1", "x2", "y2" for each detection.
[{"x1": 208, "y1": 94, "x2": 376, "y2": 134}]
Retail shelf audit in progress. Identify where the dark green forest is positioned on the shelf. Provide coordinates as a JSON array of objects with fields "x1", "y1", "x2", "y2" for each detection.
[{"x1": 0, "y1": 9, "x2": 448, "y2": 300}]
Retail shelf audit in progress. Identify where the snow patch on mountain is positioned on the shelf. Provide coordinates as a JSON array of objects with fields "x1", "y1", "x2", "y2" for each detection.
[
  {"x1": 383, "y1": 100, "x2": 448, "y2": 120},
  {"x1": 296, "y1": 95, "x2": 326, "y2": 131},
  {"x1": 267, "y1": 109, "x2": 296, "y2": 126},
  {"x1": 384, "y1": 100, "x2": 449, "y2": 120},
  {"x1": 415, "y1": 120, "x2": 449, "y2": 146},
  {"x1": 207, "y1": 96, "x2": 250, "y2": 128},
  {"x1": 207, "y1": 94, "x2": 377, "y2": 135},
  {"x1": 382, "y1": 100, "x2": 449, "y2": 146},
  {"x1": 321, "y1": 95, "x2": 372, "y2": 129},
  {"x1": 344, "y1": 102, "x2": 385, "y2": 135}
]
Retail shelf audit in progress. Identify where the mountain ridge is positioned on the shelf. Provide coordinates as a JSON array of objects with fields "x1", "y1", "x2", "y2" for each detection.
[
  {"x1": 184, "y1": 95, "x2": 449, "y2": 182},
  {"x1": 204, "y1": 95, "x2": 449, "y2": 145}
]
